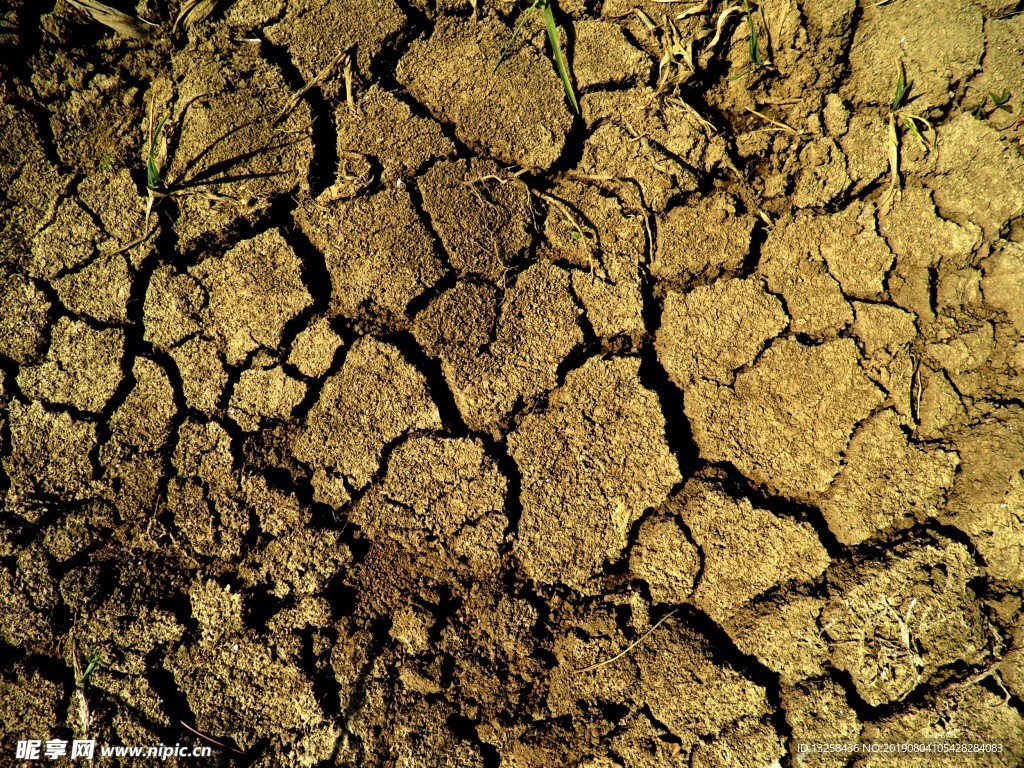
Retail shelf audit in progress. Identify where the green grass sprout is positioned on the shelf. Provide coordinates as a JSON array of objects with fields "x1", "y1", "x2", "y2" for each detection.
[
  {"x1": 541, "y1": 1, "x2": 579, "y2": 116},
  {"x1": 494, "y1": 2, "x2": 537, "y2": 72},
  {"x1": 81, "y1": 646, "x2": 110, "y2": 685},
  {"x1": 891, "y1": 60, "x2": 911, "y2": 110},
  {"x1": 144, "y1": 107, "x2": 169, "y2": 231},
  {"x1": 494, "y1": 0, "x2": 580, "y2": 117},
  {"x1": 889, "y1": 60, "x2": 932, "y2": 151},
  {"x1": 971, "y1": 90, "x2": 1013, "y2": 120},
  {"x1": 98, "y1": 152, "x2": 117, "y2": 173},
  {"x1": 881, "y1": 59, "x2": 934, "y2": 213},
  {"x1": 743, "y1": 0, "x2": 763, "y2": 70},
  {"x1": 972, "y1": 95, "x2": 991, "y2": 119}
]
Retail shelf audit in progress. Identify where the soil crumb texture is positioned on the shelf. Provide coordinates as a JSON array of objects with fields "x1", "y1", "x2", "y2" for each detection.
[{"x1": 2, "y1": 0, "x2": 1024, "y2": 766}]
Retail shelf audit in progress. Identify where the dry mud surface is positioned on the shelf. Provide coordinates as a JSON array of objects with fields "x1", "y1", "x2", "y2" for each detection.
[{"x1": 2, "y1": 0, "x2": 1024, "y2": 765}]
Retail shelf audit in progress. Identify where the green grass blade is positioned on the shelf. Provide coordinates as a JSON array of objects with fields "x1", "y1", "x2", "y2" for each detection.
[
  {"x1": 81, "y1": 649, "x2": 109, "y2": 684},
  {"x1": 744, "y1": 0, "x2": 763, "y2": 69},
  {"x1": 494, "y1": 1, "x2": 540, "y2": 73},
  {"x1": 542, "y1": 2, "x2": 579, "y2": 116},
  {"x1": 891, "y1": 61, "x2": 910, "y2": 111}
]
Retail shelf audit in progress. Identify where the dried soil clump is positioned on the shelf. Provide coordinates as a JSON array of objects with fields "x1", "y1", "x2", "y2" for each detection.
[
  {"x1": 573, "y1": 20, "x2": 652, "y2": 89},
  {"x1": 350, "y1": 436, "x2": 508, "y2": 579},
  {"x1": 823, "y1": 536, "x2": 989, "y2": 706},
  {"x1": 629, "y1": 515, "x2": 700, "y2": 604},
  {"x1": 676, "y1": 479, "x2": 830, "y2": 623},
  {"x1": 822, "y1": 409, "x2": 959, "y2": 545},
  {"x1": 297, "y1": 188, "x2": 444, "y2": 323},
  {"x1": 687, "y1": 338, "x2": 884, "y2": 499},
  {"x1": 17, "y1": 318, "x2": 124, "y2": 413},
  {"x1": 169, "y1": 580, "x2": 334, "y2": 757},
  {"x1": 845, "y1": 0, "x2": 984, "y2": 112},
  {"x1": 859, "y1": 683, "x2": 1024, "y2": 767},
  {"x1": 229, "y1": 364, "x2": 306, "y2": 432},
  {"x1": 108, "y1": 356, "x2": 176, "y2": 452},
  {"x1": 335, "y1": 85, "x2": 455, "y2": 186},
  {"x1": 414, "y1": 262, "x2": 584, "y2": 433},
  {"x1": 417, "y1": 158, "x2": 533, "y2": 280},
  {"x1": 291, "y1": 337, "x2": 442, "y2": 500},
  {"x1": 0, "y1": 104, "x2": 67, "y2": 253},
  {"x1": 0, "y1": 271, "x2": 51, "y2": 363},
  {"x1": 543, "y1": 179, "x2": 648, "y2": 343},
  {"x1": 657, "y1": 278, "x2": 788, "y2": 385},
  {"x1": 4, "y1": 401, "x2": 98, "y2": 511},
  {"x1": 942, "y1": 409, "x2": 1024, "y2": 584},
  {"x1": 509, "y1": 357, "x2": 680, "y2": 592},
  {"x1": 192, "y1": 229, "x2": 312, "y2": 365},
  {"x1": 265, "y1": 0, "x2": 407, "y2": 92},
  {"x1": 397, "y1": 16, "x2": 572, "y2": 170},
  {"x1": 927, "y1": 115, "x2": 1024, "y2": 237},
  {"x1": 652, "y1": 193, "x2": 756, "y2": 288}
]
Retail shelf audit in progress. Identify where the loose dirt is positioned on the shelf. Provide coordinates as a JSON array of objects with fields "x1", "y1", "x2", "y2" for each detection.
[{"x1": 2, "y1": 0, "x2": 1024, "y2": 766}]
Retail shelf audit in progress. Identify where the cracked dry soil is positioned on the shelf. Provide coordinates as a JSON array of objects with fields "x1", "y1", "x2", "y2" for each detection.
[{"x1": 2, "y1": 0, "x2": 1024, "y2": 766}]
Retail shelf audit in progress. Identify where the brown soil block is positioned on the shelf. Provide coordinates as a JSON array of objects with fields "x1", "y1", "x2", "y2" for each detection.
[{"x1": 2, "y1": 0, "x2": 1024, "y2": 765}]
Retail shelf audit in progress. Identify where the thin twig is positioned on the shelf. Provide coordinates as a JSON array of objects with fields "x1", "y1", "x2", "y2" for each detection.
[
  {"x1": 539, "y1": 193, "x2": 593, "y2": 244},
  {"x1": 575, "y1": 608, "x2": 678, "y2": 673},
  {"x1": 669, "y1": 97, "x2": 717, "y2": 133},
  {"x1": 745, "y1": 106, "x2": 801, "y2": 134},
  {"x1": 179, "y1": 720, "x2": 245, "y2": 755},
  {"x1": 276, "y1": 46, "x2": 351, "y2": 125},
  {"x1": 102, "y1": 227, "x2": 158, "y2": 257}
]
